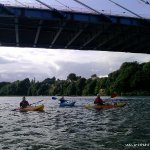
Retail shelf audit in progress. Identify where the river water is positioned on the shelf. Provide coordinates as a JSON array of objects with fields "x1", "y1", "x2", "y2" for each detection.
[{"x1": 0, "y1": 96, "x2": 150, "y2": 150}]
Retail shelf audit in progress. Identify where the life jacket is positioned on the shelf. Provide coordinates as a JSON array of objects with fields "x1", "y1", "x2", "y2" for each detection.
[
  {"x1": 20, "y1": 100, "x2": 29, "y2": 108},
  {"x1": 94, "y1": 97, "x2": 103, "y2": 104}
]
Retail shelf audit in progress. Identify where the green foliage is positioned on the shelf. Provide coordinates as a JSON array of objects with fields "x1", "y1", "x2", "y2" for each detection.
[
  {"x1": 83, "y1": 78, "x2": 97, "y2": 95},
  {"x1": 91, "y1": 74, "x2": 97, "y2": 78},
  {"x1": 66, "y1": 82, "x2": 76, "y2": 95},
  {"x1": 0, "y1": 61, "x2": 149, "y2": 96},
  {"x1": 17, "y1": 78, "x2": 30, "y2": 95},
  {"x1": 76, "y1": 78, "x2": 86, "y2": 95},
  {"x1": 95, "y1": 78, "x2": 108, "y2": 95},
  {"x1": 106, "y1": 61, "x2": 150, "y2": 95},
  {"x1": 67, "y1": 73, "x2": 77, "y2": 81}
]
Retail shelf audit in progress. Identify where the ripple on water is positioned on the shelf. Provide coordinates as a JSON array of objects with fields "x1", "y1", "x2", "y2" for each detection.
[{"x1": 0, "y1": 96, "x2": 150, "y2": 150}]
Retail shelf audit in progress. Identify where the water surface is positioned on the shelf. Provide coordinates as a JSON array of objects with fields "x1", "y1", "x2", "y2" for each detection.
[{"x1": 0, "y1": 96, "x2": 150, "y2": 150}]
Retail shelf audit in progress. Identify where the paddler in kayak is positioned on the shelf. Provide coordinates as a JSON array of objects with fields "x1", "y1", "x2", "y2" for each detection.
[
  {"x1": 94, "y1": 94, "x2": 105, "y2": 105},
  {"x1": 59, "y1": 96, "x2": 67, "y2": 103},
  {"x1": 20, "y1": 96, "x2": 30, "y2": 108}
]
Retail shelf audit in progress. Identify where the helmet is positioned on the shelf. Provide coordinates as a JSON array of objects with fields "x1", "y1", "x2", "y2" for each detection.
[
  {"x1": 97, "y1": 94, "x2": 100, "y2": 96},
  {"x1": 22, "y1": 96, "x2": 26, "y2": 100}
]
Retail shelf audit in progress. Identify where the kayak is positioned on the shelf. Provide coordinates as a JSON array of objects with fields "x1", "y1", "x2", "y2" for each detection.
[
  {"x1": 85, "y1": 102, "x2": 127, "y2": 109},
  {"x1": 14, "y1": 104, "x2": 44, "y2": 111},
  {"x1": 59, "y1": 101, "x2": 76, "y2": 107}
]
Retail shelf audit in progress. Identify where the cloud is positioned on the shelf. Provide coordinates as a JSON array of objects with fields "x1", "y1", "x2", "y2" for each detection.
[
  {"x1": 53, "y1": 60, "x2": 112, "y2": 79},
  {"x1": 0, "y1": 56, "x2": 16, "y2": 64},
  {"x1": 0, "y1": 47, "x2": 149, "y2": 82}
]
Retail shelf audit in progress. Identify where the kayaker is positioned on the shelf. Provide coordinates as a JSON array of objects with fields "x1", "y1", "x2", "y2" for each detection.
[
  {"x1": 94, "y1": 94, "x2": 104, "y2": 105},
  {"x1": 59, "y1": 96, "x2": 66, "y2": 103},
  {"x1": 20, "y1": 96, "x2": 30, "y2": 108}
]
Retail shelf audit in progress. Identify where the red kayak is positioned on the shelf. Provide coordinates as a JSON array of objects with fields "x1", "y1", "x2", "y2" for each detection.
[{"x1": 85, "y1": 102, "x2": 127, "y2": 109}]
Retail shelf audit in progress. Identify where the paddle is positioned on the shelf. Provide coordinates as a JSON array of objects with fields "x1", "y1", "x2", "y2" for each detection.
[
  {"x1": 109, "y1": 93, "x2": 119, "y2": 105},
  {"x1": 30, "y1": 100, "x2": 44, "y2": 106},
  {"x1": 52, "y1": 96, "x2": 75, "y2": 104},
  {"x1": 104, "y1": 93, "x2": 118, "y2": 103},
  {"x1": 52, "y1": 96, "x2": 57, "y2": 100},
  {"x1": 110, "y1": 93, "x2": 118, "y2": 98},
  {"x1": 12, "y1": 100, "x2": 44, "y2": 111}
]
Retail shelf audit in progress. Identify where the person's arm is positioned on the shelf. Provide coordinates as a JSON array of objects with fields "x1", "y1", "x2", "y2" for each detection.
[
  {"x1": 101, "y1": 98, "x2": 105, "y2": 104},
  {"x1": 94, "y1": 98, "x2": 97, "y2": 104},
  {"x1": 27, "y1": 101, "x2": 29, "y2": 106}
]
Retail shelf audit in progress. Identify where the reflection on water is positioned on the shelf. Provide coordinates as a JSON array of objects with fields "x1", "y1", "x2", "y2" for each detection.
[{"x1": 0, "y1": 96, "x2": 150, "y2": 150}]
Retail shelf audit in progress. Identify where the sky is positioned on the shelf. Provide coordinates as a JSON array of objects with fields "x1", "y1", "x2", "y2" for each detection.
[{"x1": 0, "y1": 0, "x2": 150, "y2": 82}]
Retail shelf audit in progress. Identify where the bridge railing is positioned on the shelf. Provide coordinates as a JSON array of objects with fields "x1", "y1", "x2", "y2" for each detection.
[{"x1": 0, "y1": 0, "x2": 150, "y2": 19}]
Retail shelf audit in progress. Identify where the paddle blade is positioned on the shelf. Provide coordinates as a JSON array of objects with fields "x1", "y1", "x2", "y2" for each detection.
[
  {"x1": 111, "y1": 93, "x2": 118, "y2": 98},
  {"x1": 52, "y1": 96, "x2": 57, "y2": 100},
  {"x1": 12, "y1": 109, "x2": 16, "y2": 111}
]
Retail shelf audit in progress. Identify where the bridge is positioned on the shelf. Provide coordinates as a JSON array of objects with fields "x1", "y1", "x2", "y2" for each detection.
[{"x1": 0, "y1": 2, "x2": 150, "y2": 54}]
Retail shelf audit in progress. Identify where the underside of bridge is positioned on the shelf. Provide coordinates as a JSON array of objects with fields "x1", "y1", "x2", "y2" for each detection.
[{"x1": 0, "y1": 5, "x2": 150, "y2": 54}]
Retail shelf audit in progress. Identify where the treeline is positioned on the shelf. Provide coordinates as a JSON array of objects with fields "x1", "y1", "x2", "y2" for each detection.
[{"x1": 0, "y1": 61, "x2": 150, "y2": 96}]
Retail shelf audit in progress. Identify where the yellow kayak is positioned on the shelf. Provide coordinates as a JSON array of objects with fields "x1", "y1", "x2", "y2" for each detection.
[{"x1": 14, "y1": 104, "x2": 44, "y2": 111}]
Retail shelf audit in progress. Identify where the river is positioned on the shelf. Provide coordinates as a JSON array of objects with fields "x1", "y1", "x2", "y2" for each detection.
[{"x1": 0, "y1": 96, "x2": 150, "y2": 150}]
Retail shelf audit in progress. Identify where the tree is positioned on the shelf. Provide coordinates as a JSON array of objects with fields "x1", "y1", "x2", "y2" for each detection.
[
  {"x1": 67, "y1": 73, "x2": 77, "y2": 81},
  {"x1": 83, "y1": 78, "x2": 97, "y2": 95},
  {"x1": 42, "y1": 77, "x2": 56, "y2": 85},
  {"x1": 142, "y1": 62, "x2": 150, "y2": 90},
  {"x1": 0, "y1": 61, "x2": 150, "y2": 96},
  {"x1": 17, "y1": 78, "x2": 30, "y2": 95},
  {"x1": 91, "y1": 74, "x2": 97, "y2": 78},
  {"x1": 95, "y1": 78, "x2": 108, "y2": 95},
  {"x1": 76, "y1": 77, "x2": 86, "y2": 95},
  {"x1": 0, "y1": 84, "x2": 10, "y2": 95},
  {"x1": 66, "y1": 82, "x2": 76, "y2": 95}
]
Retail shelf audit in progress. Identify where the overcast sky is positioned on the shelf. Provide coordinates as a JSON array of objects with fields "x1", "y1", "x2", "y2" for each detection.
[
  {"x1": 0, "y1": 47, "x2": 149, "y2": 82},
  {"x1": 0, "y1": 0, "x2": 150, "y2": 82}
]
